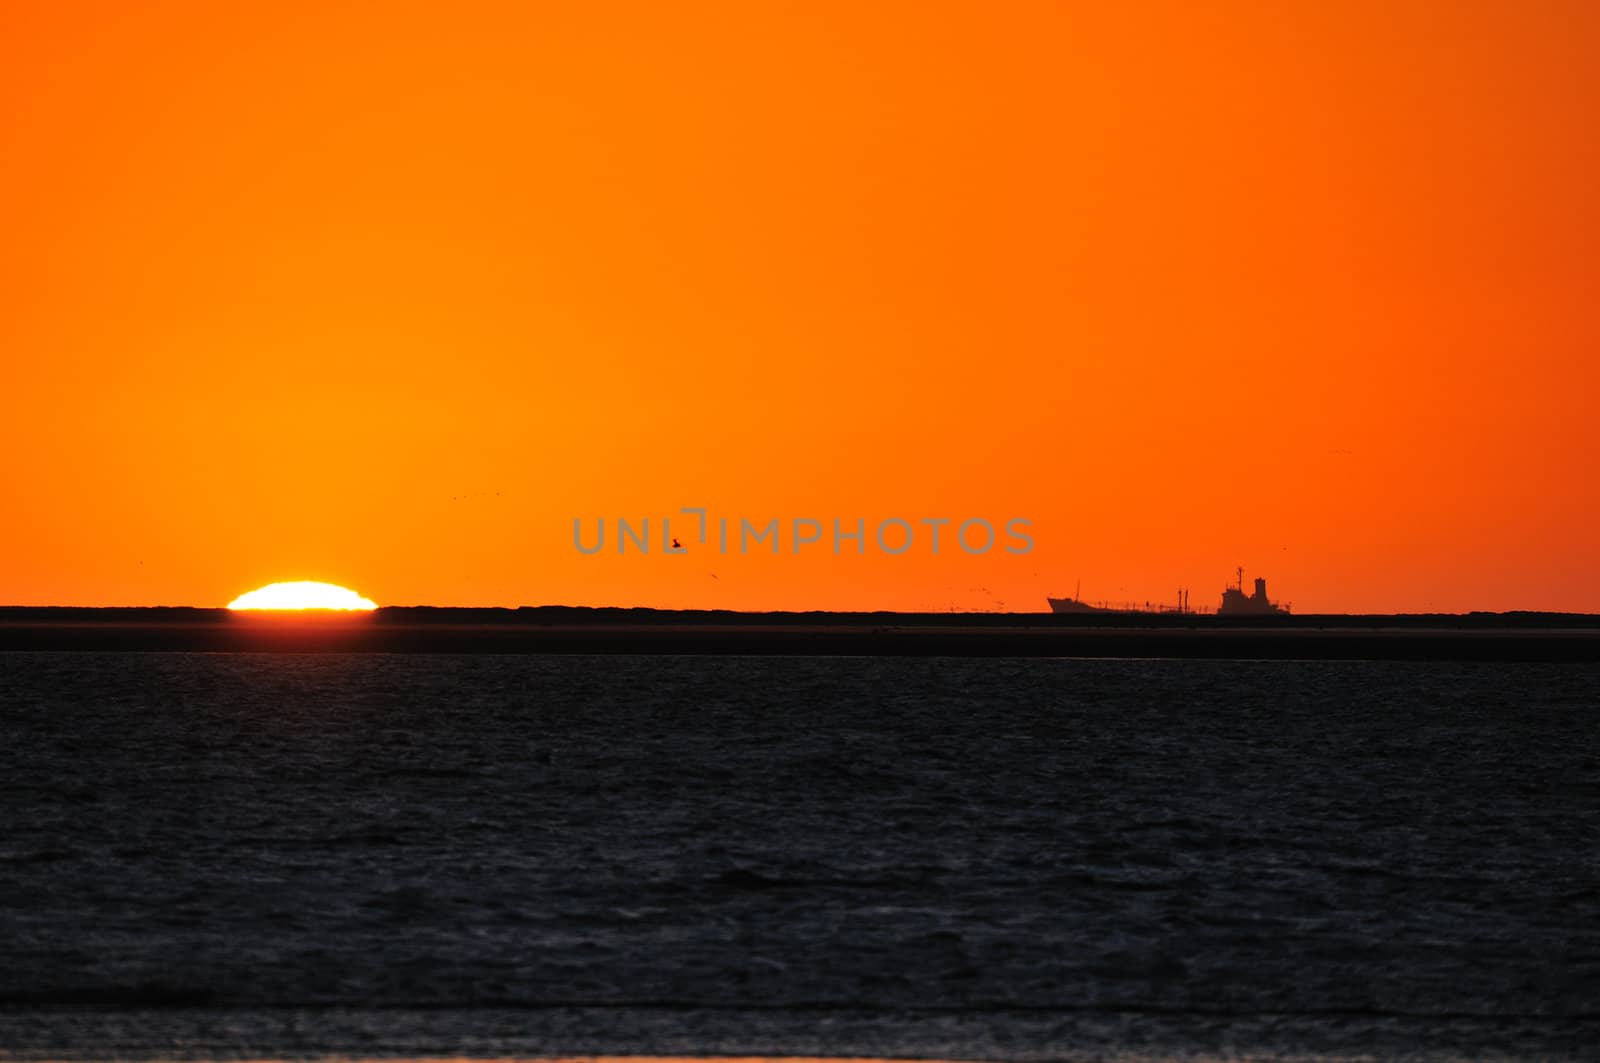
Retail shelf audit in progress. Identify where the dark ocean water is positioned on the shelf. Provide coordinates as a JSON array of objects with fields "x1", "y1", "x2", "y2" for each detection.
[{"x1": 1, "y1": 652, "x2": 1597, "y2": 1060}]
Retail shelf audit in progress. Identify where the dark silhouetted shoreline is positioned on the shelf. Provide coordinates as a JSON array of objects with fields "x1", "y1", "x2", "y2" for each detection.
[{"x1": 1, "y1": 606, "x2": 1596, "y2": 660}]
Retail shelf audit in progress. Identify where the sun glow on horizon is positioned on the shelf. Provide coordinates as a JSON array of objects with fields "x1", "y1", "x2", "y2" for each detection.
[{"x1": 227, "y1": 581, "x2": 377, "y2": 611}]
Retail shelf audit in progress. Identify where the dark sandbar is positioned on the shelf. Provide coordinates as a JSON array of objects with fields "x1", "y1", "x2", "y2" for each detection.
[{"x1": 1, "y1": 607, "x2": 1596, "y2": 660}]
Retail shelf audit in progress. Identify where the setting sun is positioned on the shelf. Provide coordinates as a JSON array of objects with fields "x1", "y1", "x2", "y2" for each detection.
[{"x1": 227, "y1": 581, "x2": 377, "y2": 611}]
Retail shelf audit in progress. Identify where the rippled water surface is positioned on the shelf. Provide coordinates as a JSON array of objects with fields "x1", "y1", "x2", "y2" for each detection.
[{"x1": 1, "y1": 653, "x2": 1597, "y2": 1059}]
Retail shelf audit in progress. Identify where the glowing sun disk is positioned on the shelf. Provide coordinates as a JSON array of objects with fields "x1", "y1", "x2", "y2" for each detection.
[{"x1": 228, "y1": 581, "x2": 377, "y2": 610}]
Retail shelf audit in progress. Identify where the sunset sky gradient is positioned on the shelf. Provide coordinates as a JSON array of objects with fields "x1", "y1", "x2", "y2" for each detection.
[{"x1": 3, "y1": 1, "x2": 1595, "y2": 612}]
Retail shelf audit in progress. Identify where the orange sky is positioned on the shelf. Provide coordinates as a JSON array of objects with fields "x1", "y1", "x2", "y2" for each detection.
[{"x1": 2, "y1": 1, "x2": 1596, "y2": 612}]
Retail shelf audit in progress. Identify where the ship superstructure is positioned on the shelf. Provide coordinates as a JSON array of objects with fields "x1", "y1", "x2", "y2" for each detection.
[{"x1": 1217, "y1": 567, "x2": 1288, "y2": 616}]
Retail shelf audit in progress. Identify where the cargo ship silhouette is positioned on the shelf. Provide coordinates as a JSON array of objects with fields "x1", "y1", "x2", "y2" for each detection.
[{"x1": 1048, "y1": 568, "x2": 1289, "y2": 616}]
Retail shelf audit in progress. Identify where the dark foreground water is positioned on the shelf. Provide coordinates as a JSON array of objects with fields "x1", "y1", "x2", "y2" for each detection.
[{"x1": 1, "y1": 652, "x2": 1597, "y2": 1060}]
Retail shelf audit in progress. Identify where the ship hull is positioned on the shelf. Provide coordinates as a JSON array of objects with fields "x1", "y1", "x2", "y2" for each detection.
[{"x1": 1047, "y1": 597, "x2": 1112, "y2": 614}]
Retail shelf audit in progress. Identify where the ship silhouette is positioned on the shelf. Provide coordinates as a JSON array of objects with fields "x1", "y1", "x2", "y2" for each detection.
[{"x1": 1048, "y1": 569, "x2": 1288, "y2": 616}]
